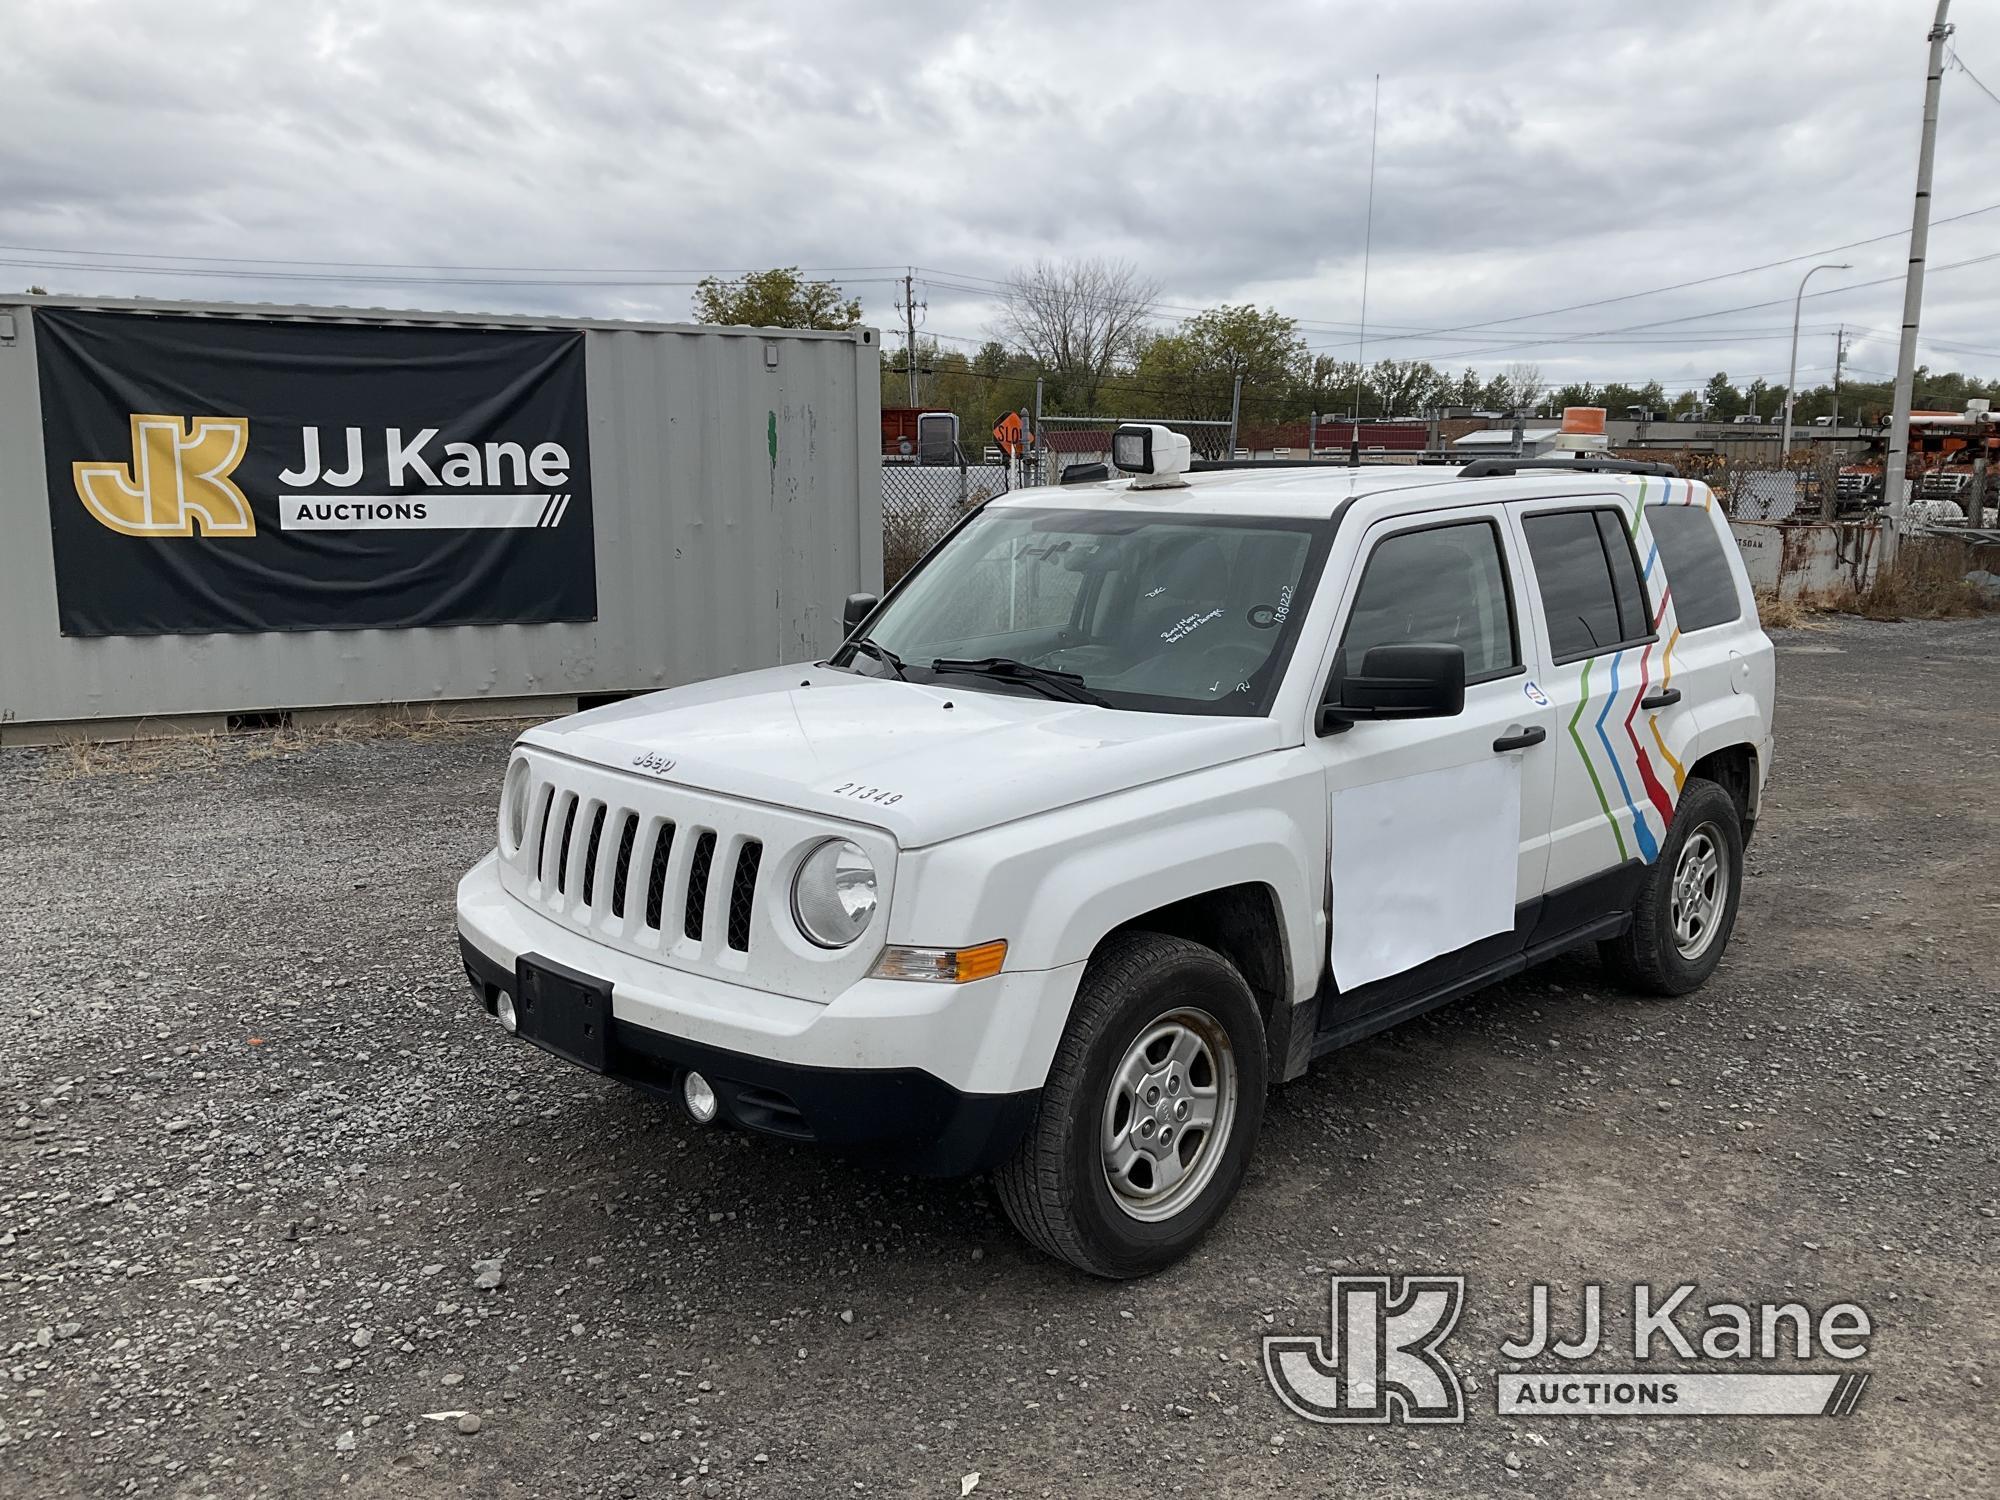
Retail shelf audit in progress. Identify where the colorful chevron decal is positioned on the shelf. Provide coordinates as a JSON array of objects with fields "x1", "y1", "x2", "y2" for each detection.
[
  {"x1": 1595, "y1": 646, "x2": 1660, "y2": 861},
  {"x1": 1564, "y1": 477, "x2": 1715, "y2": 863},
  {"x1": 1568, "y1": 655, "x2": 1629, "y2": 863}
]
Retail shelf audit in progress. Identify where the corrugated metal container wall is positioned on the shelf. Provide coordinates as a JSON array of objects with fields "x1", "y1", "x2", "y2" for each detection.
[{"x1": 0, "y1": 297, "x2": 883, "y2": 730}]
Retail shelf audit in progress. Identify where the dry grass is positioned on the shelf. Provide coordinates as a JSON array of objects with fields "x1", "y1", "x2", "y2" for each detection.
[
  {"x1": 1756, "y1": 539, "x2": 1997, "y2": 626},
  {"x1": 33, "y1": 705, "x2": 525, "y2": 783},
  {"x1": 239, "y1": 706, "x2": 497, "y2": 760},
  {"x1": 1832, "y1": 539, "x2": 1994, "y2": 622},
  {"x1": 38, "y1": 733, "x2": 225, "y2": 783},
  {"x1": 883, "y1": 505, "x2": 939, "y2": 588},
  {"x1": 1754, "y1": 592, "x2": 1813, "y2": 629}
]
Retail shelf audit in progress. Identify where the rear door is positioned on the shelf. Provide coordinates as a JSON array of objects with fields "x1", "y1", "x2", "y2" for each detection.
[
  {"x1": 1311, "y1": 504, "x2": 1557, "y2": 1018},
  {"x1": 1506, "y1": 489, "x2": 1689, "y2": 939}
]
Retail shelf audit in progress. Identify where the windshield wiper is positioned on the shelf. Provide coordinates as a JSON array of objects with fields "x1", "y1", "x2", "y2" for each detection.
[
  {"x1": 848, "y1": 637, "x2": 908, "y2": 680},
  {"x1": 928, "y1": 656, "x2": 1106, "y2": 706}
]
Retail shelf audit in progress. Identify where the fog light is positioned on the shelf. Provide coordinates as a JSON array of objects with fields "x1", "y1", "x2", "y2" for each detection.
[
  {"x1": 683, "y1": 1070, "x2": 719, "y2": 1124},
  {"x1": 495, "y1": 989, "x2": 518, "y2": 1034}
]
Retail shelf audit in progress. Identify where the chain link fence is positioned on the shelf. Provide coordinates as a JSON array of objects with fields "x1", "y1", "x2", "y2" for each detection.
[{"x1": 882, "y1": 463, "x2": 1010, "y2": 584}]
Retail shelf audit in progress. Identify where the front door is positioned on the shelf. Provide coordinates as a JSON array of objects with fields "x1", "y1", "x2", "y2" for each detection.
[{"x1": 1313, "y1": 507, "x2": 1557, "y2": 1025}]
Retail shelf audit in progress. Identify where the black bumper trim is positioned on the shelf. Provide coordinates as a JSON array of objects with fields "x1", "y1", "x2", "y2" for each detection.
[{"x1": 459, "y1": 935, "x2": 1038, "y2": 1177}]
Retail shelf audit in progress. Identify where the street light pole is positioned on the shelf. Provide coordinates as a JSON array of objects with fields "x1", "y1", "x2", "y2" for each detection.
[{"x1": 1782, "y1": 263, "x2": 1850, "y2": 464}]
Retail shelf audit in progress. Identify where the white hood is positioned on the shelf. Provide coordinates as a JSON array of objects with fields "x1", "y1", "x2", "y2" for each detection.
[{"x1": 528, "y1": 663, "x2": 1288, "y2": 847}]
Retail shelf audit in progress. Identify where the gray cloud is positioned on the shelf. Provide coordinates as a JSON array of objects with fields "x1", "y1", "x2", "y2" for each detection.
[{"x1": 2, "y1": 0, "x2": 1994, "y2": 391}]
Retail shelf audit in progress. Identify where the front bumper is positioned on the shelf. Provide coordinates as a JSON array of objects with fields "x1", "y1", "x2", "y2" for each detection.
[{"x1": 456, "y1": 854, "x2": 1079, "y2": 1176}]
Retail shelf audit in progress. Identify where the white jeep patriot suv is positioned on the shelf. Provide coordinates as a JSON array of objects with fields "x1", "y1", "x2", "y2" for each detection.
[{"x1": 457, "y1": 428, "x2": 1774, "y2": 1278}]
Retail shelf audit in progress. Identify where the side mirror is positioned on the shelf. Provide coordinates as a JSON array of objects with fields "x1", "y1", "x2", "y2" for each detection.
[
  {"x1": 842, "y1": 592, "x2": 879, "y2": 636},
  {"x1": 1317, "y1": 643, "x2": 1466, "y2": 735}
]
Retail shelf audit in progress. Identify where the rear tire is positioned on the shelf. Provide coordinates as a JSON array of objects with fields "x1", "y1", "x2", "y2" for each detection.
[
  {"x1": 1600, "y1": 777, "x2": 1744, "y2": 996},
  {"x1": 995, "y1": 931, "x2": 1266, "y2": 1278}
]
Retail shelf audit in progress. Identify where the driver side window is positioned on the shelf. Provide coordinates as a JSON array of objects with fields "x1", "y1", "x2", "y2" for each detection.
[{"x1": 1337, "y1": 520, "x2": 1520, "y2": 682}]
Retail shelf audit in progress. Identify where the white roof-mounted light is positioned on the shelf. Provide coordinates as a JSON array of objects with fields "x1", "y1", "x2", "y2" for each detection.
[{"x1": 1111, "y1": 423, "x2": 1192, "y2": 489}]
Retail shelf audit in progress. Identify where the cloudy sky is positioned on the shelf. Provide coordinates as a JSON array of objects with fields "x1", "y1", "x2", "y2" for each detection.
[{"x1": 4, "y1": 0, "x2": 1996, "y2": 397}]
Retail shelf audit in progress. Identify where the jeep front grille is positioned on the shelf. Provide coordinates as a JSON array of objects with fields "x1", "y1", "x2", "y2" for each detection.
[
  {"x1": 509, "y1": 765, "x2": 777, "y2": 964},
  {"x1": 498, "y1": 749, "x2": 894, "y2": 1000}
]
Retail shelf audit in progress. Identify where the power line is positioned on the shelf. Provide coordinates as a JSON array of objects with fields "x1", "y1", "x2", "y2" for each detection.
[
  {"x1": 1947, "y1": 46, "x2": 2000, "y2": 109},
  {"x1": 0, "y1": 256, "x2": 910, "y2": 292},
  {"x1": 0, "y1": 242, "x2": 906, "y2": 278},
  {"x1": 919, "y1": 199, "x2": 2000, "y2": 348},
  {"x1": 1358, "y1": 248, "x2": 2000, "y2": 366}
]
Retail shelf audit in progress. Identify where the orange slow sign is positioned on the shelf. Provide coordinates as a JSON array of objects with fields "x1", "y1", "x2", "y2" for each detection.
[{"x1": 992, "y1": 412, "x2": 1024, "y2": 455}]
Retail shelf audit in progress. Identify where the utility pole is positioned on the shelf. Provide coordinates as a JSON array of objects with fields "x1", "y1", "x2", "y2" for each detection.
[
  {"x1": 1228, "y1": 374, "x2": 1243, "y2": 460},
  {"x1": 1823, "y1": 327, "x2": 1849, "y2": 520},
  {"x1": 900, "y1": 268, "x2": 920, "y2": 410},
  {"x1": 1881, "y1": 0, "x2": 1955, "y2": 569},
  {"x1": 1831, "y1": 326, "x2": 1847, "y2": 432}
]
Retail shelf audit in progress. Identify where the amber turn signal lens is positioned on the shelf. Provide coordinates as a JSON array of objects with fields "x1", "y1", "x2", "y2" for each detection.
[{"x1": 869, "y1": 939, "x2": 1008, "y2": 983}]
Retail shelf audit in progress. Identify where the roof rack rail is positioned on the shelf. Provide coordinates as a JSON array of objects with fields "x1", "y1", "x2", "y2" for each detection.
[
  {"x1": 1456, "y1": 456, "x2": 1678, "y2": 479},
  {"x1": 1187, "y1": 458, "x2": 1430, "y2": 473}
]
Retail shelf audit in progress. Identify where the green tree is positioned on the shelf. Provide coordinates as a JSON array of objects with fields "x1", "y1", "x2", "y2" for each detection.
[
  {"x1": 1130, "y1": 304, "x2": 1306, "y2": 427},
  {"x1": 1701, "y1": 372, "x2": 1744, "y2": 419},
  {"x1": 1362, "y1": 359, "x2": 1446, "y2": 419},
  {"x1": 692, "y1": 267, "x2": 862, "y2": 330},
  {"x1": 1547, "y1": 382, "x2": 1599, "y2": 412}
]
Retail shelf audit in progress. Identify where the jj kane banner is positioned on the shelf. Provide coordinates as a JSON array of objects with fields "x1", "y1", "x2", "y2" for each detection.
[{"x1": 35, "y1": 308, "x2": 596, "y2": 636}]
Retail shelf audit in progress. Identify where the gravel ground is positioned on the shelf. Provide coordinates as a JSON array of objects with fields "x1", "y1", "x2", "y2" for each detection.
[{"x1": 2, "y1": 614, "x2": 1995, "y2": 1500}]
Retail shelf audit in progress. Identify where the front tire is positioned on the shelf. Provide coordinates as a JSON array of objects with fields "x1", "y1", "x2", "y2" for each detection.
[
  {"x1": 1600, "y1": 777, "x2": 1744, "y2": 995},
  {"x1": 995, "y1": 932, "x2": 1266, "y2": 1278}
]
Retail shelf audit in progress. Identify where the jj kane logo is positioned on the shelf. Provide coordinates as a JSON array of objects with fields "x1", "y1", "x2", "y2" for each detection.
[
  {"x1": 73, "y1": 413, "x2": 254, "y2": 537},
  {"x1": 1264, "y1": 1276, "x2": 1467, "y2": 1424},
  {"x1": 73, "y1": 417, "x2": 578, "y2": 536},
  {"x1": 277, "y1": 425, "x2": 576, "y2": 532},
  {"x1": 1264, "y1": 1275, "x2": 1874, "y2": 1426}
]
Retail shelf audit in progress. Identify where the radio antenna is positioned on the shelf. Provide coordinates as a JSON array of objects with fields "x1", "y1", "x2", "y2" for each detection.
[{"x1": 1350, "y1": 74, "x2": 1380, "y2": 466}]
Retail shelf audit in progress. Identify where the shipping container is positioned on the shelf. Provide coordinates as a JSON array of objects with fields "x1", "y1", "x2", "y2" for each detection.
[{"x1": 0, "y1": 296, "x2": 883, "y2": 740}]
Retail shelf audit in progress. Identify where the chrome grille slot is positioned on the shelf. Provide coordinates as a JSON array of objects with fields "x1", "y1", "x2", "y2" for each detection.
[
  {"x1": 727, "y1": 841, "x2": 762, "y2": 952},
  {"x1": 608, "y1": 813, "x2": 638, "y2": 918},
  {"x1": 683, "y1": 831, "x2": 718, "y2": 940}
]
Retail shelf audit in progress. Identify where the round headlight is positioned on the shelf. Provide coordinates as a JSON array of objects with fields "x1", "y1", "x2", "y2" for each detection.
[
  {"x1": 503, "y1": 759, "x2": 531, "y2": 851},
  {"x1": 791, "y1": 839, "x2": 878, "y2": 948}
]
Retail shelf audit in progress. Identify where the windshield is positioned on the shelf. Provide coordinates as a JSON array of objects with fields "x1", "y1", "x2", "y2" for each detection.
[{"x1": 839, "y1": 506, "x2": 1331, "y2": 715}]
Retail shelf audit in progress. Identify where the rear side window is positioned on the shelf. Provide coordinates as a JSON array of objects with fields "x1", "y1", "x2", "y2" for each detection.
[
  {"x1": 1646, "y1": 504, "x2": 1743, "y2": 632},
  {"x1": 1522, "y1": 508, "x2": 1654, "y2": 662}
]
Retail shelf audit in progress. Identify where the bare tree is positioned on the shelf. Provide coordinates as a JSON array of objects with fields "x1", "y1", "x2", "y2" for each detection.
[
  {"x1": 1499, "y1": 363, "x2": 1544, "y2": 412},
  {"x1": 996, "y1": 258, "x2": 1159, "y2": 413}
]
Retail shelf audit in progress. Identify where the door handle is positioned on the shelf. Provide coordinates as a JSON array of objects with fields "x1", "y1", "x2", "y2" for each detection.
[
  {"x1": 1640, "y1": 687, "x2": 1682, "y2": 710},
  {"x1": 1492, "y1": 726, "x2": 1547, "y2": 752}
]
